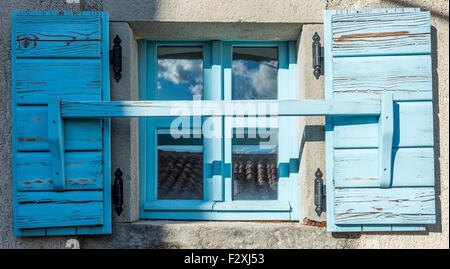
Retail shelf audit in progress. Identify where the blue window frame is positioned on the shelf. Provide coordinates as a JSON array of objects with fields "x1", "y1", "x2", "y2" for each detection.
[{"x1": 138, "y1": 40, "x2": 299, "y2": 220}]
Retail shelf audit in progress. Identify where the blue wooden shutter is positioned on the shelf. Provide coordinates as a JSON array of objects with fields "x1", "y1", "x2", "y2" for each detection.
[
  {"x1": 325, "y1": 8, "x2": 436, "y2": 232},
  {"x1": 11, "y1": 11, "x2": 111, "y2": 236}
]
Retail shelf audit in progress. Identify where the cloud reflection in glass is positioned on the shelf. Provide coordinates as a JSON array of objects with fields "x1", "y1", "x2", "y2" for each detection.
[
  {"x1": 232, "y1": 47, "x2": 278, "y2": 100},
  {"x1": 157, "y1": 46, "x2": 203, "y2": 100}
]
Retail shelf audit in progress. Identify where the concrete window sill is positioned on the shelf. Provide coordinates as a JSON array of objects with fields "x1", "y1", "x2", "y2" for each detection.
[{"x1": 98, "y1": 220, "x2": 342, "y2": 249}]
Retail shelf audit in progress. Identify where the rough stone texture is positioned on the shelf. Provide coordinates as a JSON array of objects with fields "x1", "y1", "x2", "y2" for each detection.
[
  {"x1": 0, "y1": 0, "x2": 448, "y2": 249},
  {"x1": 109, "y1": 22, "x2": 140, "y2": 223},
  {"x1": 130, "y1": 22, "x2": 302, "y2": 41},
  {"x1": 81, "y1": 0, "x2": 103, "y2": 11},
  {"x1": 80, "y1": 221, "x2": 356, "y2": 249},
  {"x1": 104, "y1": 0, "x2": 325, "y2": 23}
]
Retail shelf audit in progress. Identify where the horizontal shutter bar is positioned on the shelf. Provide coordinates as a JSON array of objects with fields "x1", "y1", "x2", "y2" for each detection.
[
  {"x1": 48, "y1": 94, "x2": 394, "y2": 191},
  {"x1": 59, "y1": 99, "x2": 382, "y2": 118}
]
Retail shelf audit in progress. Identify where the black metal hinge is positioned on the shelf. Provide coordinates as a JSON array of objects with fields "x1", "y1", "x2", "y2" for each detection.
[
  {"x1": 312, "y1": 32, "x2": 324, "y2": 79},
  {"x1": 110, "y1": 35, "x2": 122, "y2": 82},
  {"x1": 112, "y1": 168, "x2": 124, "y2": 216},
  {"x1": 314, "y1": 168, "x2": 326, "y2": 216}
]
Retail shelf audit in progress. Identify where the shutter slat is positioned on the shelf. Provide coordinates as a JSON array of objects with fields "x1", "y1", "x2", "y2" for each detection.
[
  {"x1": 16, "y1": 107, "x2": 102, "y2": 151},
  {"x1": 333, "y1": 91, "x2": 432, "y2": 102},
  {"x1": 333, "y1": 55, "x2": 432, "y2": 93},
  {"x1": 335, "y1": 101, "x2": 434, "y2": 148},
  {"x1": 335, "y1": 148, "x2": 434, "y2": 187},
  {"x1": 15, "y1": 14, "x2": 101, "y2": 41},
  {"x1": 16, "y1": 152, "x2": 103, "y2": 191},
  {"x1": 16, "y1": 41, "x2": 101, "y2": 58},
  {"x1": 335, "y1": 187, "x2": 435, "y2": 224},
  {"x1": 332, "y1": 12, "x2": 430, "y2": 56},
  {"x1": 361, "y1": 225, "x2": 426, "y2": 232},
  {"x1": 15, "y1": 59, "x2": 102, "y2": 104},
  {"x1": 16, "y1": 191, "x2": 103, "y2": 229}
]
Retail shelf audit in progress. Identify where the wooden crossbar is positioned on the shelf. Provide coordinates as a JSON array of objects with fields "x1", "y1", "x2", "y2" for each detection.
[{"x1": 48, "y1": 95, "x2": 394, "y2": 191}]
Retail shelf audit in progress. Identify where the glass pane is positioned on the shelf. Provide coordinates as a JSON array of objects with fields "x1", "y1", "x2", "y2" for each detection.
[
  {"x1": 232, "y1": 128, "x2": 278, "y2": 200},
  {"x1": 157, "y1": 128, "x2": 203, "y2": 200},
  {"x1": 232, "y1": 47, "x2": 278, "y2": 100},
  {"x1": 157, "y1": 46, "x2": 203, "y2": 100}
]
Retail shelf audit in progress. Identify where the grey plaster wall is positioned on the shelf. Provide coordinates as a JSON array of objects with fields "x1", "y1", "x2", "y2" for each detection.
[
  {"x1": 103, "y1": 0, "x2": 325, "y2": 23},
  {"x1": 297, "y1": 24, "x2": 327, "y2": 223},
  {"x1": 109, "y1": 22, "x2": 140, "y2": 224},
  {"x1": 0, "y1": 0, "x2": 448, "y2": 249}
]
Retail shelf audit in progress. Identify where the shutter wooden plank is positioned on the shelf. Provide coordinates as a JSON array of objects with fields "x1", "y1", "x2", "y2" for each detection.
[
  {"x1": 15, "y1": 14, "x2": 100, "y2": 41},
  {"x1": 334, "y1": 101, "x2": 433, "y2": 148},
  {"x1": 16, "y1": 40, "x2": 101, "y2": 58},
  {"x1": 391, "y1": 224, "x2": 426, "y2": 231},
  {"x1": 335, "y1": 148, "x2": 434, "y2": 187},
  {"x1": 332, "y1": 12, "x2": 430, "y2": 55},
  {"x1": 334, "y1": 116, "x2": 379, "y2": 148},
  {"x1": 361, "y1": 224, "x2": 426, "y2": 232},
  {"x1": 335, "y1": 187, "x2": 435, "y2": 224},
  {"x1": 17, "y1": 190, "x2": 102, "y2": 202},
  {"x1": 16, "y1": 191, "x2": 103, "y2": 229},
  {"x1": 16, "y1": 152, "x2": 103, "y2": 191},
  {"x1": 333, "y1": 55, "x2": 432, "y2": 93},
  {"x1": 356, "y1": 8, "x2": 420, "y2": 14},
  {"x1": 19, "y1": 229, "x2": 46, "y2": 236},
  {"x1": 361, "y1": 225, "x2": 391, "y2": 232},
  {"x1": 46, "y1": 227, "x2": 77, "y2": 236},
  {"x1": 394, "y1": 101, "x2": 434, "y2": 147},
  {"x1": 332, "y1": 12, "x2": 429, "y2": 28},
  {"x1": 16, "y1": 106, "x2": 102, "y2": 151},
  {"x1": 333, "y1": 91, "x2": 432, "y2": 102},
  {"x1": 15, "y1": 59, "x2": 102, "y2": 104}
]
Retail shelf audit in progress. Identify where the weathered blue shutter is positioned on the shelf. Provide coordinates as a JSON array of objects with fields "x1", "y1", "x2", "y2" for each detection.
[
  {"x1": 11, "y1": 11, "x2": 111, "y2": 236},
  {"x1": 325, "y1": 8, "x2": 436, "y2": 232}
]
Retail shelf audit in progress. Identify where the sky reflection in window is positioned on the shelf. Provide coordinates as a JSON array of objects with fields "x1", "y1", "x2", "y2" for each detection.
[
  {"x1": 232, "y1": 47, "x2": 278, "y2": 100},
  {"x1": 157, "y1": 46, "x2": 203, "y2": 100}
]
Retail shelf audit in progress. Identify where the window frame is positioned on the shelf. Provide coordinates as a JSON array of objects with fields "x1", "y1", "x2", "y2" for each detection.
[
  {"x1": 140, "y1": 41, "x2": 216, "y2": 215},
  {"x1": 138, "y1": 40, "x2": 299, "y2": 220}
]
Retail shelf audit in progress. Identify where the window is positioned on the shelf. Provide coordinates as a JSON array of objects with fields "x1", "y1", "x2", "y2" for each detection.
[
  {"x1": 139, "y1": 40, "x2": 298, "y2": 220},
  {"x1": 11, "y1": 9, "x2": 437, "y2": 236}
]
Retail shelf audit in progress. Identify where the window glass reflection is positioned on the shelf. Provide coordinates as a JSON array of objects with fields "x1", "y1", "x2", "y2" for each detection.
[
  {"x1": 157, "y1": 128, "x2": 204, "y2": 200},
  {"x1": 232, "y1": 128, "x2": 278, "y2": 200},
  {"x1": 157, "y1": 46, "x2": 203, "y2": 100},
  {"x1": 232, "y1": 47, "x2": 278, "y2": 100}
]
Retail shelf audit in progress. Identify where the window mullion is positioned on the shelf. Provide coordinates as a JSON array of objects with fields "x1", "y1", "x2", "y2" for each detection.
[{"x1": 206, "y1": 40, "x2": 224, "y2": 202}]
